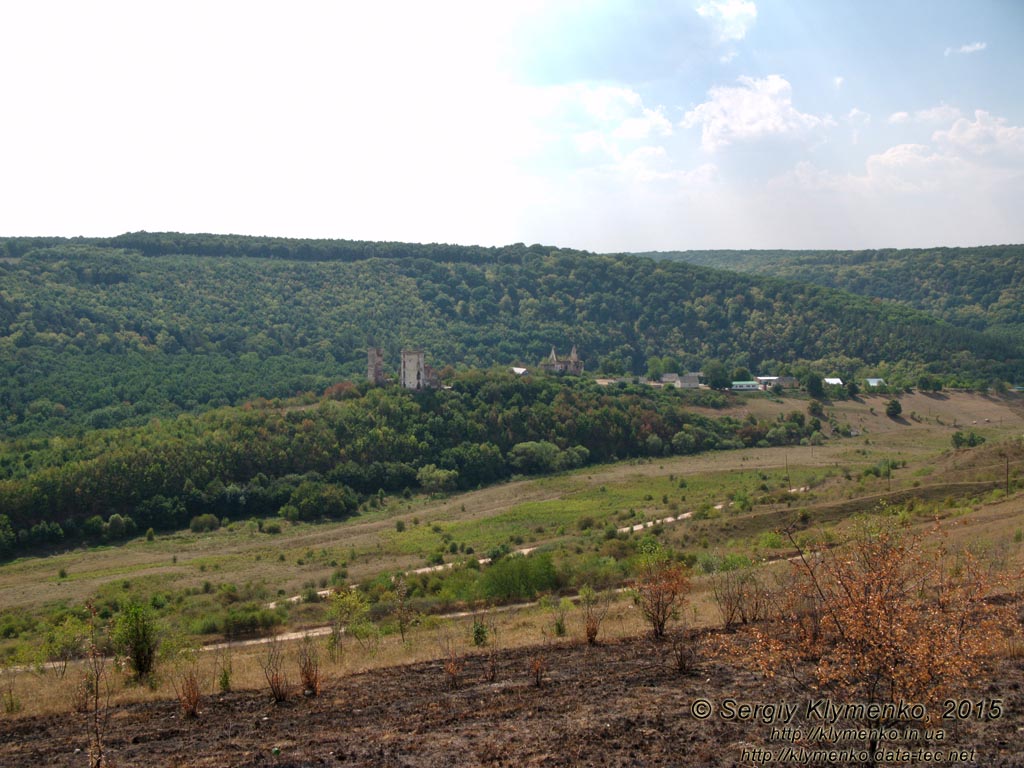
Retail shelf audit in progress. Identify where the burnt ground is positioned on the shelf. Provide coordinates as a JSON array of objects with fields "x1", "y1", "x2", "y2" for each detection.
[{"x1": 2, "y1": 634, "x2": 1024, "y2": 768}]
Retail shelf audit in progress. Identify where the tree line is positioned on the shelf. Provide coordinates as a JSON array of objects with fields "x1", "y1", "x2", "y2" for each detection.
[{"x1": 0, "y1": 373, "x2": 823, "y2": 558}]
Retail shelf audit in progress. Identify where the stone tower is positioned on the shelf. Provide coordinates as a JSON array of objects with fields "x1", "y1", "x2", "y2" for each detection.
[
  {"x1": 367, "y1": 347, "x2": 385, "y2": 386},
  {"x1": 400, "y1": 349, "x2": 426, "y2": 390}
]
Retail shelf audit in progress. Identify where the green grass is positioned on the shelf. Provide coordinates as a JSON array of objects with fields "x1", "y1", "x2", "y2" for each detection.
[{"x1": 2, "y1": 391, "x2": 1022, "y2": 660}]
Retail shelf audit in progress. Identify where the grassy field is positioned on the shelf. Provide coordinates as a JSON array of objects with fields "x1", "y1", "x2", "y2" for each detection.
[{"x1": 1, "y1": 390, "x2": 1023, "y2": 716}]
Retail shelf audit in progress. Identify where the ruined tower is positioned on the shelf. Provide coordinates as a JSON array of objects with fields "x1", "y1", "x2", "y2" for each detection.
[
  {"x1": 400, "y1": 348, "x2": 439, "y2": 390},
  {"x1": 367, "y1": 347, "x2": 385, "y2": 386}
]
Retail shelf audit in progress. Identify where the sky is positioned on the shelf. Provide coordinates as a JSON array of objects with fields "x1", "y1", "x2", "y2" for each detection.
[{"x1": 1, "y1": 0, "x2": 1022, "y2": 251}]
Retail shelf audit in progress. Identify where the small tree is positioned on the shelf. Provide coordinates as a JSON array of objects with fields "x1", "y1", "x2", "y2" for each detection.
[
  {"x1": 80, "y1": 603, "x2": 112, "y2": 768},
  {"x1": 885, "y1": 398, "x2": 902, "y2": 418},
  {"x1": 327, "y1": 589, "x2": 371, "y2": 662},
  {"x1": 112, "y1": 601, "x2": 160, "y2": 681},
  {"x1": 45, "y1": 615, "x2": 88, "y2": 678},
  {"x1": 805, "y1": 373, "x2": 825, "y2": 399},
  {"x1": 632, "y1": 543, "x2": 689, "y2": 639},
  {"x1": 392, "y1": 574, "x2": 413, "y2": 642}
]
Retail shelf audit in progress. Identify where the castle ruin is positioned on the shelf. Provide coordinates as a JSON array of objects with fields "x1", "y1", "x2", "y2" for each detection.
[
  {"x1": 367, "y1": 347, "x2": 386, "y2": 386},
  {"x1": 367, "y1": 347, "x2": 439, "y2": 390},
  {"x1": 540, "y1": 345, "x2": 584, "y2": 375},
  {"x1": 400, "y1": 349, "x2": 440, "y2": 390}
]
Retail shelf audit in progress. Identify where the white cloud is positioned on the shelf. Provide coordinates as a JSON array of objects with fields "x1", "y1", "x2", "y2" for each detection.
[
  {"x1": 846, "y1": 108, "x2": 870, "y2": 144},
  {"x1": 779, "y1": 112, "x2": 1024, "y2": 197},
  {"x1": 720, "y1": 50, "x2": 738, "y2": 64},
  {"x1": 944, "y1": 41, "x2": 987, "y2": 56},
  {"x1": 933, "y1": 110, "x2": 1024, "y2": 160},
  {"x1": 523, "y1": 83, "x2": 674, "y2": 163},
  {"x1": 696, "y1": 0, "x2": 757, "y2": 42},
  {"x1": 915, "y1": 104, "x2": 963, "y2": 123},
  {"x1": 681, "y1": 74, "x2": 834, "y2": 151},
  {"x1": 617, "y1": 147, "x2": 718, "y2": 184},
  {"x1": 613, "y1": 108, "x2": 674, "y2": 140},
  {"x1": 862, "y1": 144, "x2": 972, "y2": 193},
  {"x1": 887, "y1": 104, "x2": 962, "y2": 125},
  {"x1": 833, "y1": 76, "x2": 845, "y2": 89}
]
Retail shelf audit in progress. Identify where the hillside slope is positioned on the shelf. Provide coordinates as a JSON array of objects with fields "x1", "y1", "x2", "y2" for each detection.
[
  {"x1": 1, "y1": 234, "x2": 1021, "y2": 437},
  {"x1": 642, "y1": 245, "x2": 1024, "y2": 341}
]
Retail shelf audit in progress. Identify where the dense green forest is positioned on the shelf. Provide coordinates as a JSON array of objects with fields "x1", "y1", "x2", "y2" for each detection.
[
  {"x1": 641, "y1": 245, "x2": 1024, "y2": 342},
  {"x1": 2, "y1": 233, "x2": 1020, "y2": 438},
  {"x1": 0, "y1": 373, "x2": 824, "y2": 559}
]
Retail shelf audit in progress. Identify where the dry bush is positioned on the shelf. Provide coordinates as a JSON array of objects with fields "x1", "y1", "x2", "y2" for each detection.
[
  {"x1": 753, "y1": 522, "x2": 1018, "y2": 754},
  {"x1": 529, "y1": 654, "x2": 547, "y2": 687},
  {"x1": 437, "y1": 629, "x2": 462, "y2": 690},
  {"x1": 710, "y1": 567, "x2": 769, "y2": 630},
  {"x1": 668, "y1": 628, "x2": 702, "y2": 674},
  {"x1": 173, "y1": 666, "x2": 202, "y2": 719},
  {"x1": 71, "y1": 669, "x2": 94, "y2": 715},
  {"x1": 259, "y1": 637, "x2": 290, "y2": 703},
  {"x1": 81, "y1": 606, "x2": 112, "y2": 768},
  {"x1": 632, "y1": 544, "x2": 690, "y2": 639},
  {"x1": 578, "y1": 585, "x2": 611, "y2": 645},
  {"x1": 297, "y1": 634, "x2": 323, "y2": 696},
  {"x1": 443, "y1": 651, "x2": 462, "y2": 690},
  {"x1": 485, "y1": 648, "x2": 499, "y2": 683}
]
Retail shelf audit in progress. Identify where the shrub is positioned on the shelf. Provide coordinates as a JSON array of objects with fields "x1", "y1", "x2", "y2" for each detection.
[
  {"x1": 472, "y1": 619, "x2": 488, "y2": 647},
  {"x1": 260, "y1": 637, "x2": 289, "y2": 702},
  {"x1": 189, "y1": 514, "x2": 220, "y2": 533},
  {"x1": 479, "y1": 552, "x2": 558, "y2": 602},
  {"x1": 297, "y1": 634, "x2": 323, "y2": 696},
  {"x1": 668, "y1": 628, "x2": 701, "y2": 674},
  {"x1": 112, "y1": 601, "x2": 160, "y2": 681},
  {"x1": 710, "y1": 567, "x2": 769, "y2": 630},
  {"x1": 631, "y1": 543, "x2": 689, "y2": 639},
  {"x1": 753, "y1": 523, "x2": 1014, "y2": 756},
  {"x1": 579, "y1": 585, "x2": 611, "y2": 645}
]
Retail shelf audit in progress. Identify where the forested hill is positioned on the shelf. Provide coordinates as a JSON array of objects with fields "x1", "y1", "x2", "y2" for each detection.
[
  {"x1": 639, "y1": 246, "x2": 1024, "y2": 342},
  {"x1": 1, "y1": 233, "x2": 1021, "y2": 438}
]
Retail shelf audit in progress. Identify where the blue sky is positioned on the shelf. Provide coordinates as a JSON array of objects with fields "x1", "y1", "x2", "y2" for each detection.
[{"x1": 1, "y1": 1, "x2": 1021, "y2": 251}]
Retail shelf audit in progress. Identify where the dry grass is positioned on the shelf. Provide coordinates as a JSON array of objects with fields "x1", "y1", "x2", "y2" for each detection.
[
  {"x1": 2, "y1": 392, "x2": 1023, "y2": 719},
  {"x1": 5, "y1": 596, "x2": 657, "y2": 717}
]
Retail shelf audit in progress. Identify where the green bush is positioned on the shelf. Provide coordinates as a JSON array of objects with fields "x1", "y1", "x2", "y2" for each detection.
[
  {"x1": 112, "y1": 601, "x2": 160, "y2": 681},
  {"x1": 189, "y1": 514, "x2": 221, "y2": 533},
  {"x1": 479, "y1": 552, "x2": 558, "y2": 602}
]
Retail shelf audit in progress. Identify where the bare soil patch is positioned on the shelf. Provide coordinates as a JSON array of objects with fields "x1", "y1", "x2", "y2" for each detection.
[{"x1": 3, "y1": 633, "x2": 1022, "y2": 767}]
